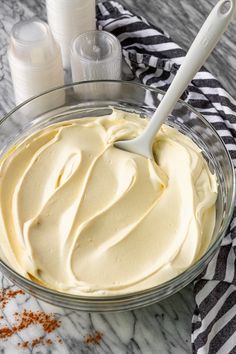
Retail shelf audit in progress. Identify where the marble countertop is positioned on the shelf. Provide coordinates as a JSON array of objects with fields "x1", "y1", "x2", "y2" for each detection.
[{"x1": 0, "y1": 0, "x2": 235, "y2": 353}]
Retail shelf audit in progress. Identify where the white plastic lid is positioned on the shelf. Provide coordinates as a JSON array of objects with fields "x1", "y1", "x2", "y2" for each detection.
[
  {"x1": 71, "y1": 30, "x2": 122, "y2": 63},
  {"x1": 70, "y1": 30, "x2": 122, "y2": 82}
]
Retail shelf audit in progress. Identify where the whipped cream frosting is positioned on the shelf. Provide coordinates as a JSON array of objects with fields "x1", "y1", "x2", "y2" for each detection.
[{"x1": 0, "y1": 109, "x2": 217, "y2": 295}]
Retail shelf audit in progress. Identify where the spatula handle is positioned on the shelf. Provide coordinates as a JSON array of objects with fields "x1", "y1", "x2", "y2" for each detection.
[{"x1": 145, "y1": 0, "x2": 236, "y2": 142}]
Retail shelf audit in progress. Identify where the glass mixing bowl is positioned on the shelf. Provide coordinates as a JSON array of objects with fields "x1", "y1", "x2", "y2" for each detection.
[{"x1": 0, "y1": 81, "x2": 234, "y2": 312}]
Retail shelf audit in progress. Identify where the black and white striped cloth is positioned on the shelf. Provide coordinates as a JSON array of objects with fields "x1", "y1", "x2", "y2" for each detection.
[{"x1": 97, "y1": 2, "x2": 236, "y2": 353}]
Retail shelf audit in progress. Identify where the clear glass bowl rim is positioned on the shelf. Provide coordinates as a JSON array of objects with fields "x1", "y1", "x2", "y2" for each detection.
[{"x1": 0, "y1": 80, "x2": 235, "y2": 304}]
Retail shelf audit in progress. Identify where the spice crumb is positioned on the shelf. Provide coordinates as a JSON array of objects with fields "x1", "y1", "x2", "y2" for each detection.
[
  {"x1": 84, "y1": 331, "x2": 103, "y2": 345},
  {"x1": 57, "y1": 335, "x2": 62, "y2": 343},
  {"x1": 21, "y1": 341, "x2": 29, "y2": 348}
]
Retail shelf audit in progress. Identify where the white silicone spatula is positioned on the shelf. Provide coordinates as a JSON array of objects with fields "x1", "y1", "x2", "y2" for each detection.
[{"x1": 115, "y1": 0, "x2": 236, "y2": 159}]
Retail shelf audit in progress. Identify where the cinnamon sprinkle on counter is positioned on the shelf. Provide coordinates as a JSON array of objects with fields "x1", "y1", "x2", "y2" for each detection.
[
  {"x1": 0, "y1": 289, "x2": 24, "y2": 309},
  {"x1": 19, "y1": 341, "x2": 29, "y2": 348},
  {"x1": 84, "y1": 331, "x2": 103, "y2": 345},
  {"x1": 17, "y1": 336, "x2": 55, "y2": 349},
  {"x1": 0, "y1": 308, "x2": 62, "y2": 349},
  {"x1": 46, "y1": 338, "x2": 53, "y2": 345},
  {"x1": 57, "y1": 335, "x2": 63, "y2": 343},
  {"x1": 0, "y1": 286, "x2": 63, "y2": 350}
]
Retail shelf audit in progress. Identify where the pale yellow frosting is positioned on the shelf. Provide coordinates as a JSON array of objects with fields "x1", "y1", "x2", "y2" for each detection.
[{"x1": 0, "y1": 109, "x2": 217, "y2": 295}]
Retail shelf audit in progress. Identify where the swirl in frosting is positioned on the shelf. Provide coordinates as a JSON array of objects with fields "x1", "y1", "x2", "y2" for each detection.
[{"x1": 0, "y1": 109, "x2": 217, "y2": 295}]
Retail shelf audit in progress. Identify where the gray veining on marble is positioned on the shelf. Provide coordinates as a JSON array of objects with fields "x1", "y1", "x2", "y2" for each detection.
[
  {"x1": 0, "y1": 277, "x2": 194, "y2": 354},
  {"x1": 0, "y1": 0, "x2": 235, "y2": 353}
]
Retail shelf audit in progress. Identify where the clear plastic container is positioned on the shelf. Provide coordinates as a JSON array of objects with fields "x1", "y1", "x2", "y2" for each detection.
[
  {"x1": 46, "y1": 0, "x2": 96, "y2": 67},
  {"x1": 8, "y1": 18, "x2": 64, "y2": 107},
  {"x1": 71, "y1": 30, "x2": 122, "y2": 82}
]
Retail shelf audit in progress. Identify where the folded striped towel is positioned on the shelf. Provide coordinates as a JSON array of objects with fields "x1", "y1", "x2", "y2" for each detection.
[{"x1": 97, "y1": 2, "x2": 236, "y2": 353}]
